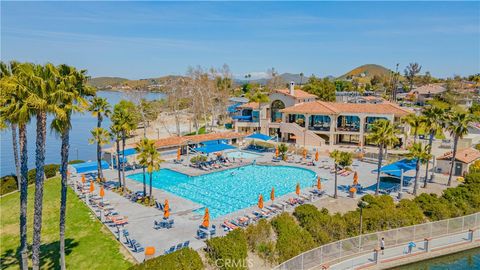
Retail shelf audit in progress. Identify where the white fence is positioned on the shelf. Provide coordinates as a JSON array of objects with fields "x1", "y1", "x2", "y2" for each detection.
[{"x1": 273, "y1": 212, "x2": 480, "y2": 270}]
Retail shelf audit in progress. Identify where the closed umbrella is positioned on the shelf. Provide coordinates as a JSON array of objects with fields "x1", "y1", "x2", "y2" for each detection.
[
  {"x1": 81, "y1": 174, "x2": 86, "y2": 183},
  {"x1": 258, "y1": 194, "x2": 264, "y2": 209},
  {"x1": 270, "y1": 188, "x2": 275, "y2": 202},
  {"x1": 303, "y1": 149, "x2": 307, "y2": 159},
  {"x1": 296, "y1": 183, "x2": 301, "y2": 196},
  {"x1": 202, "y1": 208, "x2": 210, "y2": 228},
  {"x1": 177, "y1": 148, "x2": 181, "y2": 160},
  {"x1": 164, "y1": 207, "x2": 170, "y2": 219},
  {"x1": 89, "y1": 181, "x2": 94, "y2": 193},
  {"x1": 100, "y1": 186, "x2": 105, "y2": 198},
  {"x1": 164, "y1": 199, "x2": 169, "y2": 212},
  {"x1": 317, "y1": 177, "x2": 322, "y2": 190},
  {"x1": 275, "y1": 146, "x2": 279, "y2": 158},
  {"x1": 353, "y1": 171, "x2": 359, "y2": 186},
  {"x1": 315, "y1": 151, "x2": 319, "y2": 161}
]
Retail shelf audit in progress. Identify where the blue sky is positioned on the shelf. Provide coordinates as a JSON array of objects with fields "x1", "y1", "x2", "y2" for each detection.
[{"x1": 2, "y1": 1, "x2": 479, "y2": 79}]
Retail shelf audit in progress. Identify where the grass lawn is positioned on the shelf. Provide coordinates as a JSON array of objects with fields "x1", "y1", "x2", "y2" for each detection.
[
  {"x1": 416, "y1": 126, "x2": 446, "y2": 140},
  {"x1": 0, "y1": 178, "x2": 134, "y2": 270}
]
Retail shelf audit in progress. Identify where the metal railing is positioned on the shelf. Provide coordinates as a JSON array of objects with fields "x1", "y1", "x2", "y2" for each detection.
[{"x1": 273, "y1": 212, "x2": 480, "y2": 270}]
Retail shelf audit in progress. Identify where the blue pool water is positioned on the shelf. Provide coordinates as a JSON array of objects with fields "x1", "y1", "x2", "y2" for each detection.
[
  {"x1": 226, "y1": 151, "x2": 262, "y2": 159},
  {"x1": 129, "y1": 165, "x2": 317, "y2": 218},
  {"x1": 393, "y1": 248, "x2": 480, "y2": 269}
]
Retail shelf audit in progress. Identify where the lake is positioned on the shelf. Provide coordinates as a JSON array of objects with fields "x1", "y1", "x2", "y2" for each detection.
[
  {"x1": 391, "y1": 248, "x2": 480, "y2": 270},
  {"x1": 0, "y1": 90, "x2": 164, "y2": 177}
]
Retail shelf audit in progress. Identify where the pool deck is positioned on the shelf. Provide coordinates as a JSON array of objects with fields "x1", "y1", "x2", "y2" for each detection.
[{"x1": 72, "y1": 151, "x2": 422, "y2": 262}]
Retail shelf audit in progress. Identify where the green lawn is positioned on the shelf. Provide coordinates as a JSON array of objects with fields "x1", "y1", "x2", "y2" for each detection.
[
  {"x1": 416, "y1": 126, "x2": 446, "y2": 140},
  {"x1": 0, "y1": 178, "x2": 133, "y2": 270}
]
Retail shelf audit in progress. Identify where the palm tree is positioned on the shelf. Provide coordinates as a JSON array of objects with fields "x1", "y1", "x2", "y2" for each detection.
[
  {"x1": 0, "y1": 61, "x2": 32, "y2": 270},
  {"x1": 421, "y1": 106, "x2": 446, "y2": 187},
  {"x1": 247, "y1": 90, "x2": 269, "y2": 132},
  {"x1": 367, "y1": 119, "x2": 399, "y2": 195},
  {"x1": 330, "y1": 150, "x2": 341, "y2": 199},
  {"x1": 402, "y1": 113, "x2": 424, "y2": 144},
  {"x1": 88, "y1": 97, "x2": 111, "y2": 180},
  {"x1": 136, "y1": 138, "x2": 162, "y2": 198},
  {"x1": 112, "y1": 100, "x2": 138, "y2": 187},
  {"x1": 27, "y1": 63, "x2": 61, "y2": 270},
  {"x1": 446, "y1": 112, "x2": 476, "y2": 186},
  {"x1": 135, "y1": 138, "x2": 150, "y2": 196},
  {"x1": 50, "y1": 64, "x2": 94, "y2": 270},
  {"x1": 110, "y1": 123, "x2": 123, "y2": 188},
  {"x1": 406, "y1": 142, "x2": 431, "y2": 195},
  {"x1": 88, "y1": 127, "x2": 112, "y2": 180}
]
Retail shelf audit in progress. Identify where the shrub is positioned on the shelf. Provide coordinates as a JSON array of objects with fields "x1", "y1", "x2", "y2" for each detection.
[
  {"x1": 129, "y1": 248, "x2": 203, "y2": 270},
  {"x1": 68, "y1": 160, "x2": 85, "y2": 164},
  {"x1": 190, "y1": 155, "x2": 207, "y2": 164},
  {"x1": 270, "y1": 213, "x2": 315, "y2": 263},
  {"x1": 0, "y1": 175, "x2": 18, "y2": 195},
  {"x1": 206, "y1": 229, "x2": 248, "y2": 270},
  {"x1": 44, "y1": 164, "x2": 60, "y2": 178},
  {"x1": 293, "y1": 205, "x2": 333, "y2": 244},
  {"x1": 28, "y1": 168, "x2": 36, "y2": 184},
  {"x1": 413, "y1": 193, "x2": 454, "y2": 221},
  {"x1": 245, "y1": 219, "x2": 276, "y2": 263}
]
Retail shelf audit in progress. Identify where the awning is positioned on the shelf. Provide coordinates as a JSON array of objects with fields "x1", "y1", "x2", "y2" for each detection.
[
  {"x1": 118, "y1": 148, "x2": 137, "y2": 156},
  {"x1": 195, "y1": 143, "x2": 236, "y2": 154},
  {"x1": 201, "y1": 139, "x2": 228, "y2": 145},
  {"x1": 246, "y1": 133, "x2": 273, "y2": 141},
  {"x1": 232, "y1": 115, "x2": 252, "y2": 120},
  {"x1": 376, "y1": 158, "x2": 417, "y2": 177},
  {"x1": 70, "y1": 160, "x2": 109, "y2": 174}
]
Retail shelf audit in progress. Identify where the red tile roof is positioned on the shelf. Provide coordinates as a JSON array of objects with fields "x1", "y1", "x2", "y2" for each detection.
[
  {"x1": 437, "y1": 148, "x2": 480, "y2": 164},
  {"x1": 274, "y1": 89, "x2": 318, "y2": 99},
  {"x1": 238, "y1": 102, "x2": 260, "y2": 109},
  {"x1": 280, "y1": 101, "x2": 412, "y2": 116}
]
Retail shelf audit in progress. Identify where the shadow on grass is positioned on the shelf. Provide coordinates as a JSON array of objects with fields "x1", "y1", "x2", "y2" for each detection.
[{"x1": 1, "y1": 239, "x2": 78, "y2": 270}]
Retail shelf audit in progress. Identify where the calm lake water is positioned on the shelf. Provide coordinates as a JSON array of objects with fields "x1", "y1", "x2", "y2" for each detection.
[
  {"x1": 391, "y1": 248, "x2": 480, "y2": 270},
  {"x1": 0, "y1": 90, "x2": 164, "y2": 177}
]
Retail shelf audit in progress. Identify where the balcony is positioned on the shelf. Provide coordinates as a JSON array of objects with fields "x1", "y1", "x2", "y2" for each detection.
[
  {"x1": 232, "y1": 115, "x2": 256, "y2": 122},
  {"x1": 336, "y1": 125, "x2": 360, "y2": 132},
  {"x1": 308, "y1": 124, "x2": 331, "y2": 132}
]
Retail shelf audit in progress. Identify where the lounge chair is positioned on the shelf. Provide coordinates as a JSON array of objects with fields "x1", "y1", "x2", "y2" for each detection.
[
  {"x1": 176, "y1": 243, "x2": 183, "y2": 250},
  {"x1": 183, "y1": 241, "x2": 190, "y2": 248},
  {"x1": 223, "y1": 220, "x2": 238, "y2": 231},
  {"x1": 165, "y1": 246, "x2": 176, "y2": 254},
  {"x1": 310, "y1": 189, "x2": 326, "y2": 197}
]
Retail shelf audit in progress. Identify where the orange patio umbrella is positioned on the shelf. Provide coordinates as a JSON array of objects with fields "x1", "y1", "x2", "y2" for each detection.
[
  {"x1": 177, "y1": 148, "x2": 181, "y2": 160},
  {"x1": 295, "y1": 183, "x2": 301, "y2": 196},
  {"x1": 353, "y1": 171, "x2": 359, "y2": 186},
  {"x1": 145, "y1": 246, "x2": 155, "y2": 256},
  {"x1": 258, "y1": 194, "x2": 264, "y2": 209},
  {"x1": 89, "y1": 180, "x2": 94, "y2": 193},
  {"x1": 315, "y1": 151, "x2": 319, "y2": 161},
  {"x1": 270, "y1": 188, "x2": 275, "y2": 202},
  {"x1": 303, "y1": 149, "x2": 307, "y2": 159},
  {"x1": 164, "y1": 207, "x2": 170, "y2": 219},
  {"x1": 164, "y1": 199, "x2": 169, "y2": 212},
  {"x1": 99, "y1": 186, "x2": 105, "y2": 198},
  {"x1": 317, "y1": 177, "x2": 322, "y2": 190},
  {"x1": 81, "y1": 174, "x2": 86, "y2": 183},
  {"x1": 202, "y1": 208, "x2": 210, "y2": 228},
  {"x1": 275, "y1": 146, "x2": 279, "y2": 158}
]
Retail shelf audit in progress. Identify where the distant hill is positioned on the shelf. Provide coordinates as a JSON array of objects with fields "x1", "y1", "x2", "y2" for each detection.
[
  {"x1": 87, "y1": 77, "x2": 128, "y2": 88},
  {"x1": 339, "y1": 64, "x2": 391, "y2": 80},
  {"x1": 236, "y1": 73, "x2": 311, "y2": 85}
]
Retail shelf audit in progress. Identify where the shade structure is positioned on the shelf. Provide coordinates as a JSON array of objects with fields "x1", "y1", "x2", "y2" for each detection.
[
  {"x1": 270, "y1": 188, "x2": 275, "y2": 202},
  {"x1": 195, "y1": 143, "x2": 236, "y2": 154},
  {"x1": 317, "y1": 177, "x2": 322, "y2": 190},
  {"x1": 295, "y1": 183, "x2": 300, "y2": 196},
  {"x1": 275, "y1": 147, "x2": 279, "y2": 158},
  {"x1": 70, "y1": 160, "x2": 109, "y2": 174},
  {"x1": 303, "y1": 149, "x2": 307, "y2": 159},
  {"x1": 164, "y1": 199, "x2": 169, "y2": 212},
  {"x1": 315, "y1": 151, "x2": 319, "y2": 161},
  {"x1": 258, "y1": 194, "x2": 264, "y2": 209},
  {"x1": 246, "y1": 133, "x2": 273, "y2": 141},
  {"x1": 89, "y1": 181, "x2": 94, "y2": 193},
  {"x1": 376, "y1": 158, "x2": 417, "y2": 178},
  {"x1": 164, "y1": 207, "x2": 170, "y2": 219},
  {"x1": 353, "y1": 171, "x2": 359, "y2": 185},
  {"x1": 202, "y1": 208, "x2": 210, "y2": 228},
  {"x1": 177, "y1": 148, "x2": 181, "y2": 160},
  {"x1": 81, "y1": 174, "x2": 86, "y2": 183},
  {"x1": 99, "y1": 186, "x2": 105, "y2": 198}
]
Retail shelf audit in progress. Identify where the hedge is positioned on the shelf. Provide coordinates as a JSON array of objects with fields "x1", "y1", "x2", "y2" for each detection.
[
  {"x1": 270, "y1": 213, "x2": 315, "y2": 263},
  {"x1": 129, "y1": 248, "x2": 203, "y2": 270},
  {"x1": 1, "y1": 164, "x2": 60, "y2": 195},
  {"x1": 206, "y1": 229, "x2": 248, "y2": 270},
  {"x1": 245, "y1": 219, "x2": 275, "y2": 263}
]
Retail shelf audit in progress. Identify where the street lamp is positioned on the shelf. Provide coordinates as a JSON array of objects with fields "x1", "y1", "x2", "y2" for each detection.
[{"x1": 358, "y1": 201, "x2": 369, "y2": 235}]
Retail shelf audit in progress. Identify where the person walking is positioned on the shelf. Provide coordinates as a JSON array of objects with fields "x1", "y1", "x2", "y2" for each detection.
[{"x1": 380, "y1": 237, "x2": 385, "y2": 255}]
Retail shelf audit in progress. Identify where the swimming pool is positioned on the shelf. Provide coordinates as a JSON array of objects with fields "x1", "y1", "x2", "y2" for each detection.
[
  {"x1": 225, "y1": 151, "x2": 262, "y2": 159},
  {"x1": 128, "y1": 165, "x2": 317, "y2": 218}
]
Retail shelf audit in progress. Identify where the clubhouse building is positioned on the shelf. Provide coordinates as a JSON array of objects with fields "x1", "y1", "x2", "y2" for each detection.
[{"x1": 232, "y1": 82, "x2": 412, "y2": 147}]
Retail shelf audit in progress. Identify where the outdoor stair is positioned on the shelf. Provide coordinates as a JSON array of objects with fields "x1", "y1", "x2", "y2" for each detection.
[{"x1": 279, "y1": 122, "x2": 325, "y2": 147}]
